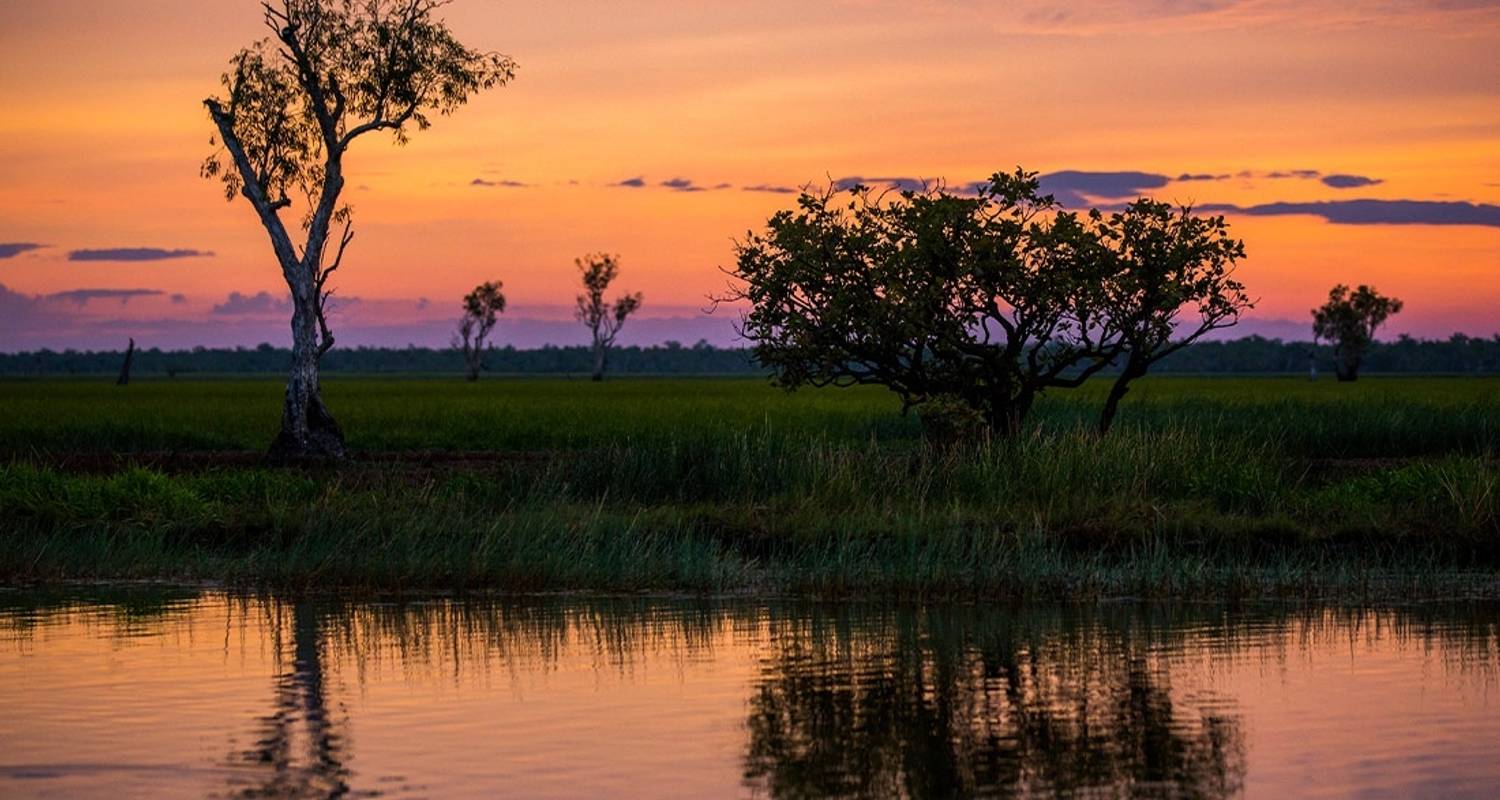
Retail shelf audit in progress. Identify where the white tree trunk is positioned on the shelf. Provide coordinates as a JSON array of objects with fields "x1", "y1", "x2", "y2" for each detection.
[{"x1": 269, "y1": 280, "x2": 346, "y2": 460}]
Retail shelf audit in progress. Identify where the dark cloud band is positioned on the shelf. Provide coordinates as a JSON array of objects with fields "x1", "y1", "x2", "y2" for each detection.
[
  {"x1": 68, "y1": 248, "x2": 213, "y2": 262},
  {"x1": 1320, "y1": 174, "x2": 1383, "y2": 189},
  {"x1": 1200, "y1": 199, "x2": 1500, "y2": 227},
  {"x1": 0, "y1": 243, "x2": 46, "y2": 259},
  {"x1": 46, "y1": 288, "x2": 164, "y2": 306}
]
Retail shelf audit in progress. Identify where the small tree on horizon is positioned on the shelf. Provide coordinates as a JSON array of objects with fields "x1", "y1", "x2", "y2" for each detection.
[
  {"x1": 1312, "y1": 284, "x2": 1403, "y2": 381},
  {"x1": 455, "y1": 280, "x2": 506, "y2": 381},
  {"x1": 574, "y1": 253, "x2": 643, "y2": 381},
  {"x1": 202, "y1": 0, "x2": 516, "y2": 460},
  {"x1": 1092, "y1": 200, "x2": 1251, "y2": 434}
]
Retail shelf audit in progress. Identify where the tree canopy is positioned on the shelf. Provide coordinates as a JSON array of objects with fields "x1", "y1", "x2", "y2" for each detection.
[
  {"x1": 1312, "y1": 284, "x2": 1403, "y2": 381},
  {"x1": 727, "y1": 170, "x2": 1251, "y2": 435},
  {"x1": 456, "y1": 280, "x2": 506, "y2": 380},
  {"x1": 1092, "y1": 199, "x2": 1250, "y2": 432},
  {"x1": 575, "y1": 253, "x2": 643, "y2": 381}
]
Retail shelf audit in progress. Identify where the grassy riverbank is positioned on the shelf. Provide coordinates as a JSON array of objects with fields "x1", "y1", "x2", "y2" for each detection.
[{"x1": 2, "y1": 377, "x2": 1497, "y2": 598}]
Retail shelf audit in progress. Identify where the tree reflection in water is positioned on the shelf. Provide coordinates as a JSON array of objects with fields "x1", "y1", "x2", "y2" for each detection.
[
  {"x1": 8, "y1": 590, "x2": 1494, "y2": 799},
  {"x1": 741, "y1": 605, "x2": 1246, "y2": 798},
  {"x1": 225, "y1": 600, "x2": 350, "y2": 799}
]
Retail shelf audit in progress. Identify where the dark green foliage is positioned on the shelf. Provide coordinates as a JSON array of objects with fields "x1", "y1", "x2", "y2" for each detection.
[
  {"x1": 1312, "y1": 284, "x2": 1404, "y2": 381},
  {"x1": 728, "y1": 170, "x2": 1121, "y2": 433},
  {"x1": 726, "y1": 171, "x2": 1256, "y2": 435},
  {"x1": 1089, "y1": 200, "x2": 1250, "y2": 433},
  {"x1": 456, "y1": 280, "x2": 506, "y2": 380}
]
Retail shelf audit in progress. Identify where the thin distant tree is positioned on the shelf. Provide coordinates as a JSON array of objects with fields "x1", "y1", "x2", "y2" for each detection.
[
  {"x1": 1311, "y1": 284, "x2": 1403, "y2": 381},
  {"x1": 202, "y1": 0, "x2": 516, "y2": 459},
  {"x1": 115, "y1": 338, "x2": 136, "y2": 386},
  {"x1": 455, "y1": 280, "x2": 506, "y2": 381},
  {"x1": 1092, "y1": 201, "x2": 1251, "y2": 434},
  {"x1": 574, "y1": 253, "x2": 643, "y2": 381}
]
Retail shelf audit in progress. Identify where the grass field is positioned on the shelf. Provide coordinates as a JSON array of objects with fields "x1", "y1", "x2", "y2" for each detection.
[{"x1": 2, "y1": 376, "x2": 1497, "y2": 598}]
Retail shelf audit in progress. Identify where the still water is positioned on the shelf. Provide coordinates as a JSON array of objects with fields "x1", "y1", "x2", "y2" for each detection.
[{"x1": 1, "y1": 590, "x2": 1497, "y2": 799}]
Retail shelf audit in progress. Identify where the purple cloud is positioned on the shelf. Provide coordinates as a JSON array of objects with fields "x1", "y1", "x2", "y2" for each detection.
[
  {"x1": 1031, "y1": 170, "x2": 1173, "y2": 207},
  {"x1": 612, "y1": 176, "x2": 648, "y2": 188},
  {"x1": 46, "y1": 288, "x2": 164, "y2": 307},
  {"x1": 68, "y1": 247, "x2": 213, "y2": 262},
  {"x1": 1199, "y1": 199, "x2": 1500, "y2": 227},
  {"x1": 471, "y1": 178, "x2": 529, "y2": 188},
  {"x1": 1321, "y1": 174, "x2": 1384, "y2": 189},
  {"x1": 212, "y1": 291, "x2": 291, "y2": 315},
  {"x1": 0, "y1": 243, "x2": 46, "y2": 259},
  {"x1": 661, "y1": 177, "x2": 707, "y2": 192},
  {"x1": 832, "y1": 176, "x2": 930, "y2": 193}
]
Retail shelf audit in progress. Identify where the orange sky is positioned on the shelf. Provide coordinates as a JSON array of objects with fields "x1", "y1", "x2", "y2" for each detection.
[{"x1": 1, "y1": 0, "x2": 1497, "y2": 349}]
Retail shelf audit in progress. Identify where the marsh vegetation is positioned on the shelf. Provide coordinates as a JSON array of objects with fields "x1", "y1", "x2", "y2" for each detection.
[{"x1": 2, "y1": 376, "x2": 1495, "y2": 597}]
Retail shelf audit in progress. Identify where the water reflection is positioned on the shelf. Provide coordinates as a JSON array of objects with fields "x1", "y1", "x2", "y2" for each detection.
[
  {"x1": 226, "y1": 602, "x2": 349, "y2": 799},
  {"x1": 1, "y1": 591, "x2": 1497, "y2": 799},
  {"x1": 743, "y1": 606, "x2": 1247, "y2": 798}
]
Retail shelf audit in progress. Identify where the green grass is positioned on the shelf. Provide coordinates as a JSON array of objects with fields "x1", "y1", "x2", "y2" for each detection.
[{"x1": 1, "y1": 376, "x2": 1497, "y2": 598}]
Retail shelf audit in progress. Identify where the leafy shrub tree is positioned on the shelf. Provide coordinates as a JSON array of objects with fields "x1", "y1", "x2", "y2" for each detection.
[
  {"x1": 575, "y1": 254, "x2": 643, "y2": 381},
  {"x1": 202, "y1": 0, "x2": 515, "y2": 459},
  {"x1": 1093, "y1": 201, "x2": 1250, "y2": 433},
  {"x1": 727, "y1": 171, "x2": 1122, "y2": 436},
  {"x1": 728, "y1": 171, "x2": 1255, "y2": 437},
  {"x1": 1312, "y1": 284, "x2": 1404, "y2": 381},
  {"x1": 455, "y1": 281, "x2": 506, "y2": 381}
]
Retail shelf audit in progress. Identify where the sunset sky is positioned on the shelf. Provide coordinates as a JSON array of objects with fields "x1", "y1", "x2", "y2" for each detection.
[{"x1": 2, "y1": 0, "x2": 1497, "y2": 351}]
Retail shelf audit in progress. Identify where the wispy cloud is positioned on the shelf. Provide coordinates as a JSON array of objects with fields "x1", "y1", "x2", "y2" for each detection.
[
  {"x1": 1200, "y1": 199, "x2": 1500, "y2": 227},
  {"x1": 743, "y1": 184, "x2": 798, "y2": 194},
  {"x1": 471, "y1": 178, "x2": 529, "y2": 188},
  {"x1": 661, "y1": 177, "x2": 707, "y2": 192},
  {"x1": 212, "y1": 291, "x2": 291, "y2": 315},
  {"x1": 1321, "y1": 174, "x2": 1384, "y2": 189},
  {"x1": 1033, "y1": 170, "x2": 1172, "y2": 207},
  {"x1": 68, "y1": 247, "x2": 213, "y2": 262},
  {"x1": 45, "y1": 288, "x2": 164, "y2": 307},
  {"x1": 0, "y1": 243, "x2": 46, "y2": 259},
  {"x1": 612, "y1": 176, "x2": 648, "y2": 188},
  {"x1": 977, "y1": 1, "x2": 1500, "y2": 37},
  {"x1": 1259, "y1": 169, "x2": 1321, "y2": 180},
  {"x1": 831, "y1": 176, "x2": 931, "y2": 193}
]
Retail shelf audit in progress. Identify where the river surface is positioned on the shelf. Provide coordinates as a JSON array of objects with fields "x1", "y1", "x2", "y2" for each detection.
[{"x1": 1, "y1": 589, "x2": 1497, "y2": 799}]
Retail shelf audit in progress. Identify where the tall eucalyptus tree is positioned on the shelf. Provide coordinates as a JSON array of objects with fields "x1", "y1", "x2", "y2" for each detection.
[{"x1": 203, "y1": 0, "x2": 515, "y2": 458}]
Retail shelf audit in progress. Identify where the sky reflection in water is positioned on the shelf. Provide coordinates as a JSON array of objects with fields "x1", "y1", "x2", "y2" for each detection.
[{"x1": 1, "y1": 590, "x2": 1498, "y2": 799}]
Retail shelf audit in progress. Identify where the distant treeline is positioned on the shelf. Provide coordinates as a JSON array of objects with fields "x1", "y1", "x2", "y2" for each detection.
[
  {"x1": 2, "y1": 335, "x2": 1498, "y2": 376},
  {"x1": 0, "y1": 340, "x2": 757, "y2": 376}
]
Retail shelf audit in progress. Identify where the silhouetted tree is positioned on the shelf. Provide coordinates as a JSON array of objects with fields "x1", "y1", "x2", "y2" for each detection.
[
  {"x1": 115, "y1": 337, "x2": 136, "y2": 386},
  {"x1": 1093, "y1": 201, "x2": 1251, "y2": 434},
  {"x1": 725, "y1": 170, "x2": 1121, "y2": 436},
  {"x1": 574, "y1": 253, "x2": 642, "y2": 381},
  {"x1": 202, "y1": 0, "x2": 515, "y2": 459},
  {"x1": 455, "y1": 280, "x2": 506, "y2": 381},
  {"x1": 1312, "y1": 284, "x2": 1403, "y2": 381}
]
